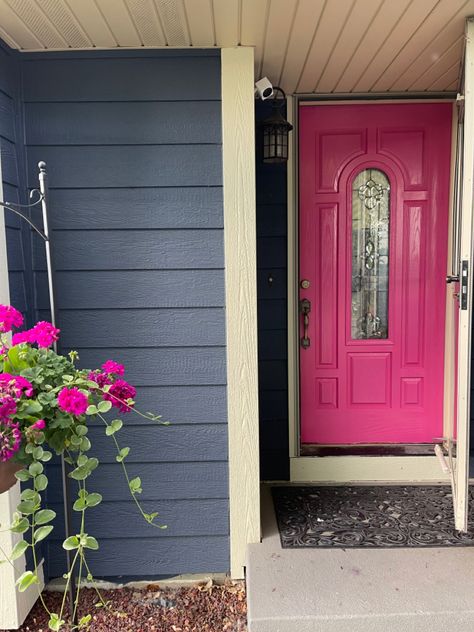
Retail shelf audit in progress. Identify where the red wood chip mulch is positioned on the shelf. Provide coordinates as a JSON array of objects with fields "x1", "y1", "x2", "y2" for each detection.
[{"x1": 5, "y1": 581, "x2": 247, "y2": 632}]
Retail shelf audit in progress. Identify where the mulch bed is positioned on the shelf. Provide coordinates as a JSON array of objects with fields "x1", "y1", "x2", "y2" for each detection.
[{"x1": 6, "y1": 581, "x2": 247, "y2": 632}]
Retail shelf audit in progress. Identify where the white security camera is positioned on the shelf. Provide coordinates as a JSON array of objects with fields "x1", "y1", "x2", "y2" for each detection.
[{"x1": 255, "y1": 77, "x2": 274, "y2": 100}]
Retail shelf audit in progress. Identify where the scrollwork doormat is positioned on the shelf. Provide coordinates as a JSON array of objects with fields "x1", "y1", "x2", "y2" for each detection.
[{"x1": 272, "y1": 486, "x2": 474, "y2": 548}]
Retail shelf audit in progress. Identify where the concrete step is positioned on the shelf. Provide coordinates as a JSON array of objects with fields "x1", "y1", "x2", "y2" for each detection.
[{"x1": 246, "y1": 487, "x2": 474, "y2": 631}]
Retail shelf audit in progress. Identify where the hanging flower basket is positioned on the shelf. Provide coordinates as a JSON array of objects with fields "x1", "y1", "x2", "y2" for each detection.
[
  {"x1": 0, "y1": 459, "x2": 22, "y2": 493},
  {"x1": 0, "y1": 304, "x2": 168, "y2": 631}
]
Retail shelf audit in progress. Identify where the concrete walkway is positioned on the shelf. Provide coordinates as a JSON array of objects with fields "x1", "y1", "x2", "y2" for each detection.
[{"x1": 246, "y1": 486, "x2": 474, "y2": 631}]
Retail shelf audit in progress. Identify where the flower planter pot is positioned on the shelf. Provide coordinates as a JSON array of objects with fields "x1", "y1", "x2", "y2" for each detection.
[{"x1": 0, "y1": 460, "x2": 22, "y2": 494}]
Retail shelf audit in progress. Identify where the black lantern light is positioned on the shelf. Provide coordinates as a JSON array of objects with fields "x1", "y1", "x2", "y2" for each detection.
[{"x1": 262, "y1": 86, "x2": 293, "y2": 163}]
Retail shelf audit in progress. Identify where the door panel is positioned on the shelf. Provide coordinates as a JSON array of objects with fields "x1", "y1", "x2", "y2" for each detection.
[{"x1": 299, "y1": 103, "x2": 452, "y2": 445}]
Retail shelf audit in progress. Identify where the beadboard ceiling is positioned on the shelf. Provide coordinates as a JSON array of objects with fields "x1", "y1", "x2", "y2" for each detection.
[{"x1": 0, "y1": 0, "x2": 470, "y2": 94}]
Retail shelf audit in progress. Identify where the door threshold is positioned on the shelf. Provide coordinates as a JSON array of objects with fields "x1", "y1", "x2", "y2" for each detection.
[{"x1": 300, "y1": 443, "x2": 441, "y2": 457}]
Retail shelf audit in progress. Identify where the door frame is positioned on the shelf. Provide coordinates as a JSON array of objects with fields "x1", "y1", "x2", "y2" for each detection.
[{"x1": 287, "y1": 93, "x2": 459, "y2": 483}]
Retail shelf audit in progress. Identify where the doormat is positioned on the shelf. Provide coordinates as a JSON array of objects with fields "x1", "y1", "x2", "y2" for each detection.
[{"x1": 272, "y1": 486, "x2": 474, "y2": 548}]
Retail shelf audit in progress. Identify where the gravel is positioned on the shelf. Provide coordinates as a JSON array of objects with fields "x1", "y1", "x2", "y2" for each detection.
[{"x1": 5, "y1": 581, "x2": 247, "y2": 632}]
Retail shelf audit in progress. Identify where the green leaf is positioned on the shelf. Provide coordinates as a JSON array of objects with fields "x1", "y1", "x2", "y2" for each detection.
[
  {"x1": 86, "y1": 405, "x2": 98, "y2": 416},
  {"x1": 32, "y1": 446, "x2": 44, "y2": 460},
  {"x1": 79, "y1": 614, "x2": 92, "y2": 628},
  {"x1": 25, "y1": 443, "x2": 34, "y2": 455},
  {"x1": 80, "y1": 437, "x2": 91, "y2": 452},
  {"x1": 76, "y1": 424, "x2": 88, "y2": 436},
  {"x1": 86, "y1": 493, "x2": 102, "y2": 508},
  {"x1": 116, "y1": 447, "x2": 130, "y2": 463},
  {"x1": 10, "y1": 540, "x2": 29, "y2": 561},
  {"x1": 62, "y1": 536, "x2": 80, "y2": 550},
  {"x1": 70, "y1": 434, "x2": 82, "y2": 446},
  {"x1": 15, "y1": 470, "x2": 31, "y2": 482},
  {"x1": 35, "y1": 474, "x2": 48, "y2": 491},
  {"x1": 41, "y1": 451, "x2": 53, "y2": 462},
  {"x1": 20, "y1": 489, "x2": 38, "y2": 502},
  {"x1": 105, "y1": 418, "x2": 123, "y2": 436},
  {"x1": 35, "y1": 509, "x2": 56, "y2": 525},
  {"x1": 73, "y1": 497, "x2": 87, "y2": 511},
  {"x1": 16, "y1": 570, "x2": 39, "y2": 592},
  {"x1": 10, "y1": 517, "x2": 30, "y2": 534},
  {"x1": 62, "y1": 375, "x2": 74, "y2": 383},
  {"x1": 77, "y1": 454, "x2": 88, "y2": 467},
  {"x1": 98, "y1": 400, "x2": 112, "y2": 413},
  {"x1": 129, "y1": 477, "x2": 142, "y2": 494},
  {"x1": 34, "y1": 525, "x2": 53, "y2": 543},
  {"x1": 69, "y1": 466, "x2": 89, "y2": 481},
  {"x1": 84, "y1": 536, "x2": 99, "y2": 550},
  {"x1": 17, "y1": 500, "x2": 38, "y2": 515},
  {"x1": 48, "y1": 613, "x2": 65, "y2": 631},
  {"x1": 29, "y1": 462, "x2": 44, "y2": 476}
]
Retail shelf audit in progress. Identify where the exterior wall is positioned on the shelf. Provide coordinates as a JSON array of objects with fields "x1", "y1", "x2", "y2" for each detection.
[
  {"x1": 255, "y1": 100, "x2": 289, "y2": 480},
  {"x1": 0, "y1": 44, "x2": 34, "y2": 326},
  {"x1": 3, "y1": 48, "x2": 228, "y2": 579}
]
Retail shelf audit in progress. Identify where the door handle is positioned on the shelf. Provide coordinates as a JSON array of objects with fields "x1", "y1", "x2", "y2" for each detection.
[{"x1": 300, "y1": 298, "x2": 311, "y2": 349}]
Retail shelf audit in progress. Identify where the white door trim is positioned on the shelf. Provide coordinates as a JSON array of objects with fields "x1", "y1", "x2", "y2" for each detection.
[
  {"x1": 287, "y1": 96, "x2": 457, "y2": 483},
  {"x1": 454, "y1": 19, "x2": 474, "y2": 531}
]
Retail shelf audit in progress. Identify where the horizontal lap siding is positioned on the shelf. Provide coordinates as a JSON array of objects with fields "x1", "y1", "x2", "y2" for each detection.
[
  {"x1": 255, "y1": 101, "x2": 289, "y2": 481},
  {"x1": 0, "y1": 47, "x2": 32, "y2": 323},
  {"x1": 22, "y1": 51, "x2": 227, "y2": 579}
]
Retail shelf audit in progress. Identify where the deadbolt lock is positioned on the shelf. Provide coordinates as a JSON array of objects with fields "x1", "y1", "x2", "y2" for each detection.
[{"x1": 300, "y1": 279, "x2": 310, "y2": 289}]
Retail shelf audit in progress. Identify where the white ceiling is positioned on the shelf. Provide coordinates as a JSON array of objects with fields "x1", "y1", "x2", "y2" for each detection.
[{"x1": 0, "y1": 0, "x2": 470, "y2": 94}]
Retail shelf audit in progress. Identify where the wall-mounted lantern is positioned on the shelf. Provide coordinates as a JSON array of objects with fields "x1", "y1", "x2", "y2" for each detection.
[{"x1": 261, "y1": 86, "x2": 293, "y2": 163}]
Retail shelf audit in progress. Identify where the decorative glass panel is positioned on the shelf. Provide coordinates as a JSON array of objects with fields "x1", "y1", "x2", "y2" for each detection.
[{"x1": 351, "y1": 169, "x2": 390, "y2": 339}]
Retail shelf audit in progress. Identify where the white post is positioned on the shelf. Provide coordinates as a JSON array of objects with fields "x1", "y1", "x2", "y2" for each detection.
[
  {"x1": 0, "y1": 159, "x2": 43, "y2": 628},
  {"x1": 221, "y1": 47, "x2": 260, "y2": 578},
  {"x1": 455, "y1": 18, "x2": 474, "y2": 531}
]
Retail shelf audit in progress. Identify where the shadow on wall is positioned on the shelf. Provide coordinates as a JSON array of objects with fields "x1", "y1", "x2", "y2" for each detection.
[{"x1": 255, "y1": 99, "x2": 289, "y2": 481}]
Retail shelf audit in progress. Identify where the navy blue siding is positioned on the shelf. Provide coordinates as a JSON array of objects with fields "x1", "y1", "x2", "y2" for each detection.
[
  {"x1": 256, "y1": 101, "x2": 289, "y2": 481},
  {"x1": 19, "y1": 50, "x2": 228, "y2": 578},
  {"x1": 0, "y1": 46, "x2": 34, "y2": 324}
]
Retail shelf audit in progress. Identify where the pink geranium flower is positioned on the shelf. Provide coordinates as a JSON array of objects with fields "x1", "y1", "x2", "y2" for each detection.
[
  {"x1": 31, "y1": 419, "x2": 46, "y2": 430},
  {"x1": 31, "y1": 321, "x2": 60, "y2": 348},
  {"x1": 0, "y1": 374, "x2": 34, "y2": 398},
  {"x1": 101, "y1": 360, "x2": 125, "y2": 376},
  {"x1": 0, "y1": 420, "x2": 21, "y2": 461},
  {"x1": 58, "y1": 387, "x2": 88, "y2": 416},
  {"x1": 104, "y1": 379, "x2": 136, "y2": 413},
  {"x1": 12, "y1": 330, "x2": 34, "y2": 346},
  {"x1": 0, "y1": 396, "x2": 17, "y2": 421},
  {"x1": 0, "y1": 305, "x2": 23, "y2": 333},
  {"x1": 88, "y1": 371, "x2": 112, "y2": 388}
]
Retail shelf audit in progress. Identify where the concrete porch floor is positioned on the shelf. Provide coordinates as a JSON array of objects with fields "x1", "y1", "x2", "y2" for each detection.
[{"x1": 246, "y1": 485, "x2": 474, "y2": 631}]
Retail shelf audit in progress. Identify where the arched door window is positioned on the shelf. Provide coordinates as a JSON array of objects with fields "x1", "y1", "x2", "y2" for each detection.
[{"x1": 351, "y1": 168, "x2": 390, "y2": 339}]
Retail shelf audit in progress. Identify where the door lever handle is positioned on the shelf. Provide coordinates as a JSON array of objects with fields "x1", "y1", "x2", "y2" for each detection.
[
  {"x1": 300, "y1": 298, "x2": 311, "y2": 349},
  {"x1": 446, "y1": 275, "x2": 460, "y2": 283}
]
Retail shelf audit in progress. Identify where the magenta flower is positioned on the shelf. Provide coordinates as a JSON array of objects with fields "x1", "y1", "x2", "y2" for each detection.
[
  {"x1": 31, "y1": 321, "x2": 60, "y2": 348},
  {"x1": 58, "y1": 387, "x2": 89, "y2": 416},
  {"x1": 31, "y1": 419, "x2": 46, "y2": 431},
  {"x1": 0, "y1": 374, "x2": 34, "y2": 398},
  {"x1": 12, "y1": 330, "x2": 34, "y2": 346},
  {"x1": 0, "y1": 396, "x2": 16, "y2": 421},
  {"x1": 104, "y1": 379, "x2": 136, "y2": 413},
  {"x1": 0, "y1": 420, "x2": 21, "y2": 462},
  {"x1": 101, "y1": 360, "x2": 125, "y2": 376},
  {"x1": 0, "y1": 305, "x2": 23, "y2": 333},
  {"x1": 88, "y1": 371, "x2": 112, "y2": 389}
]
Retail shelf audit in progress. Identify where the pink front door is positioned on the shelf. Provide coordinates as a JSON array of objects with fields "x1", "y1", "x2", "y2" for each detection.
[{"x1": 299, "y1": 103, "x2": 452, "y2": 445}]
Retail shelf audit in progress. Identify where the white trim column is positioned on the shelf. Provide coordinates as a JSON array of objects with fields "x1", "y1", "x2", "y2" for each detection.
[
  {"x1": 0, "y1": 156, "x2": 43, "y2": 629},
  {"x1": 454, "y1": 18, "x2": 474, "y2": 531},
  {"x1": 221, "y1": 46, "x2": 260, "y2": 578}
]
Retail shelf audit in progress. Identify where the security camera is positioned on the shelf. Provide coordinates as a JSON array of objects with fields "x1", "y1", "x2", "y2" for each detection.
[{"x1": 255, "y1": 77, "x2": 274, "y2": 100}]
